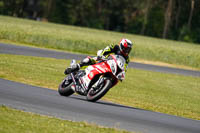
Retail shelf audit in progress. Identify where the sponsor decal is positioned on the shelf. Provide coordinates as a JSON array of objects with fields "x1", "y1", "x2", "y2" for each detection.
[{"x1": 89, "y1": 72, "x2": 94, "y2": 78}]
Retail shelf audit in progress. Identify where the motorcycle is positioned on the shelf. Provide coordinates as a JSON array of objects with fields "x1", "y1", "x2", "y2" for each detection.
[{"x1": 58, "y1": 54, "x2": 126, "y2": 102}]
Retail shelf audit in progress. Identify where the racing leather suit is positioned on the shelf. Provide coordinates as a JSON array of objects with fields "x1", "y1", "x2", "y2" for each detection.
[{"x1": 64, "y1": 44, "x2": 130, "y2": 75}]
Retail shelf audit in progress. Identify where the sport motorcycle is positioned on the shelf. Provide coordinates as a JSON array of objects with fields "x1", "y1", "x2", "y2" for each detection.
[{"x1": 58, "y1": 54, "x2": 126, "y2": 102}]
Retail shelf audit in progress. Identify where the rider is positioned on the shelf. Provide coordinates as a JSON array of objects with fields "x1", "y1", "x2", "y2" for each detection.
[{"x1": 64, "y1": 38, "x2": 133, "y2": 75}]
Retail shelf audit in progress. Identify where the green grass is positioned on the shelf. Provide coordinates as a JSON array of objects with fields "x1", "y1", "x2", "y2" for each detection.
[
  {"x1": 0, "y1": 106, "x2": 130, "y2": 133},
  {"x1": 0, "y1": 15, "x2": 200, "y2": 68},
  {"x1": 0, "y1": 54, "x2": 200, "y2": 120}
]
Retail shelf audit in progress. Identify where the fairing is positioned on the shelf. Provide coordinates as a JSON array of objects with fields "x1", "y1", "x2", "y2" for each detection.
[{"x1": 80, "y1": 55, "x2": 126, "y2": 89}]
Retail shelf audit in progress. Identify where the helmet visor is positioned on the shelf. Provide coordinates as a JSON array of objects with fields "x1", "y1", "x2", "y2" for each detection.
[
  {"x1": 123, "y1": 47, "x2": 131, "y2": 54},
  {"x1": 120, "y1": 43, "x2": 132, "y2": 54}
]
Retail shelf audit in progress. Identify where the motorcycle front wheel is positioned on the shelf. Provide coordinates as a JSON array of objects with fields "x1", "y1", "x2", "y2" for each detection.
[
  {"x1": 58, "y1": 77, "x2": 74, "y2": 96},
  {"x1": 86, "y1": 77, "x2": 112, "y2": 102}
]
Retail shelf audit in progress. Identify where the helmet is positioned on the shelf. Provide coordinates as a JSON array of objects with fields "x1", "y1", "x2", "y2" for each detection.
[{"x1": 119, "y1": 38, "x2": 133, "y2": 56}]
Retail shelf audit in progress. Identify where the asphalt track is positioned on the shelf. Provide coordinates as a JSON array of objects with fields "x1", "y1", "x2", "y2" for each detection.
[
  {"x1": 0, "y1": 43, "x2": 200, "y2": 132},
  {"x1": 0, "y1": 43, "x2": 200, "y2": 77},
  {"x1": 1, "y1": 79, "x2": 200, "y2": 133}
]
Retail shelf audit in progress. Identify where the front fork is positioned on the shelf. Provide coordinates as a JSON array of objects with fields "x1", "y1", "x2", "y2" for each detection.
[
  {"x1": 70, "y1": 73, "x2": 77, "y2": 92},
  {"x1": 70, "y1": 72, "x2": 86, "y2": 96},
  {"x1": 69, "y1": 59, "x2": 78, "y2": 92}
]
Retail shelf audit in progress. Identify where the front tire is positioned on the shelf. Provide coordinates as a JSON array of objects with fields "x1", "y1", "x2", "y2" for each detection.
[
  {"x1": 58, "y1": 78, "x2": 74, "y2": 96},
  {"x1": 86, "y1": 77, "x2": 112, "y2": 102}
]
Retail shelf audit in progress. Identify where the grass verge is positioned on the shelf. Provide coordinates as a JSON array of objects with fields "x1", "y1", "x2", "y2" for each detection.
[
  {"x1": 0, "y1": 54, "x2": 199, "y2": 120},
  {"x1": 0, "y1": 15, "x2": 200, "y2": 69},
  {"x1": 0, "y1": 106, "x2": 130, "y2": 133}
]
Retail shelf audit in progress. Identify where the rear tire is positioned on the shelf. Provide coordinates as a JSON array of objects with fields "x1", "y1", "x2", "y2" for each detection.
[
  {"x1": 86, "y1": 77, "x2": 112, "y2": 102},
  {"x1": 58, "y1": 78, "x2": 74, "y2": 96}
]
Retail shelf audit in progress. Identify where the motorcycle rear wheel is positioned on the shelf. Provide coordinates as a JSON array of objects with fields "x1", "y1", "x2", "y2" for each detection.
[
  {"x1": 86, "y1": 77, "x2": 112, "y2": 102},
  {"x1": 58, "y1": 77, "x2": 74, "y2": 96}
]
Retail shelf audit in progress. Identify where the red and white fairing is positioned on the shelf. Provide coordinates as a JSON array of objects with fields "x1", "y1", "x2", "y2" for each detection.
[{"x1": 80, "y1": 55, "x2": 126, "y2": 89}]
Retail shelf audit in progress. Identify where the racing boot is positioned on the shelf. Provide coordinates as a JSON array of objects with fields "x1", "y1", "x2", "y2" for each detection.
[
  {"x1": 64, "y1": 63, "x2": 80, "y2": 75},
  {"x1": 64, "y1": 57, "x2": 94, "y2": 75}
]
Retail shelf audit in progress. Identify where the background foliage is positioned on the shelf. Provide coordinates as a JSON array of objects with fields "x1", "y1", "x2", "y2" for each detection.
[{"x1": 0, "y1": 0, "x2": 200, "y2": 44}]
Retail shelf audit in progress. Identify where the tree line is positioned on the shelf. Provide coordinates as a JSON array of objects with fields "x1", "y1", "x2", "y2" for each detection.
[{"x1": 0, "y1": 0, "x2": 200, "y2": 44}]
